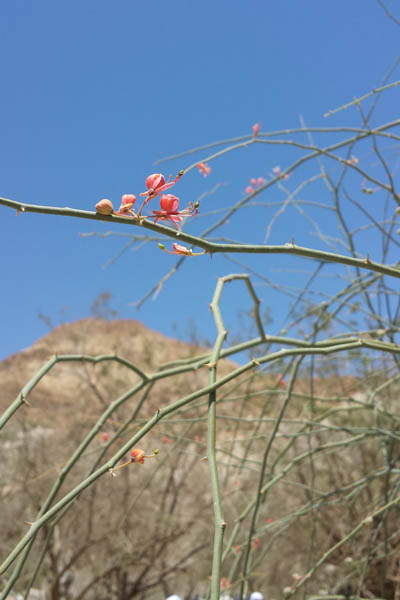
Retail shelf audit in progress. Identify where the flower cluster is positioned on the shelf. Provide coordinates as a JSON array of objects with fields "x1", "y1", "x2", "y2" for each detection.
[
  {"x1": 245, "y1": 177, "x2": 265, "y2": 194},
  {"x1": 95, "y1": 170, "x2": 198, "y2": 230}
]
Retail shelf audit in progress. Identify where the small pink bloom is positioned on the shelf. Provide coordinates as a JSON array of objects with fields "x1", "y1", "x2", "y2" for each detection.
[
  {"x1": 276, "y1": 373, "x2": 286, "y2": 388},
  {"x1": 245, "y1": 185, "x2": 254, "y2": 194},
  {"x1": 220, "y1": 578, "x2": 228, "y2": 590},
  {"x1": 267, "y1": 518, "x2": 273, "y2": 524},
  {"x1": 140, "y1": 171, "x2": 184, "y2": 200},
  {"x1": 116, "y1": 194, "x2": 137, "y2": 216},
  {"x1": 234, "y1": 544, "x2": 240, "y2": 553},
  {"x1": 257, "y1": 177, "x2": 264, "y2": 186},
  {"x1": 158, "y1": 242, "x2": 205, "y2": 256},
  {"x1": 162, "y1": 436, "x2": 170, "y2": 444},
  {"x1": 95, "y1": 198, "x2": 114, "y2": 215},
  {"x1": 171, "y1": 243, "x2": 192, "y2": 255},
  {"x1": 252, "y1": 122, "x2": 260, "y2": 137},
  {"x1": 130, "y1": 448, "x2": 145, "y2": 464},
  {"x1": 160, "y1": 193, "x2": 179, "y2": 213},
  {"x1": 102, "y1": 432, "x2": 109, "y2": 442},
  {"x1": 150, "y1": 194, "x2": 198, "y2": 229},
  {"x1": 273, "y1": 166, "x2": 289, "y2": 180},
  {"x1": 253, "y1": 537, "x2": 261, "y2": 549},
  {"x1": 250, "y1": 178, "x2": 257, "y2": 186},
  {"x1": 197, "y1": 162, "x2": 211, "y2": 177}
]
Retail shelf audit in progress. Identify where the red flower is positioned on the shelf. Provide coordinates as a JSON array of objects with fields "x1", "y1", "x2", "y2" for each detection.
[
  {"x1": 252, "y1": 123, "x2": 260, "y2": 137},
  {"x1": 197, "y1": 162, "x2": 211, "y2": 177},
  {"x1": 253, "y1": 537, "x2": 261, "y2": 549},
  {"x1": 150, "y1": 194, "x2": 198, "y2": 229},
  {"x1": 102, "y1": 432, "x2": 109, "y2": 442},
  {"x1": 162, "y1": 436, "x2": 170, "y2": 444}
]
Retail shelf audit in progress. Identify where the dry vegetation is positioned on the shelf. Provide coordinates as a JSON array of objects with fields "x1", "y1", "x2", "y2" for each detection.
[{"x1": 1, "y1": 318, "x2": 400, "y2": 599}]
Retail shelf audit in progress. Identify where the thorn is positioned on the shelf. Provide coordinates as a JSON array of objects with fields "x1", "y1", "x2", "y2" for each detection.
[{"x1": 21, "y1": 394, "x2": 32, "y2": 407}]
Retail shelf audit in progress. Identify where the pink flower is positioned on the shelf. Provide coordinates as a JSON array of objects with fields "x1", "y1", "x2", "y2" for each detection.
[
  {"x1": 158, "y1": 242, "x2": 206, "y2": 256},
  {"x1": 220, "y1": 578, "x2": 228, "y2": 590},
  {"x1": 111, "y1": 448, "x2": 159, "y2": 473},
  {"x1": 250, "y1": 178, "x2": 257, "y2": 186},
  {"x1": 115, "y1": 194, "x2": 137, "y2": 216},
  {"x1": 276, "y1": 373, "x2": 286, "y2": 388},
  {"x1": 131, "y1": 448, "x2": 145, "y2": 464},
  {"x1": 150, "y1": 194, "x2": 198, "y2": 229},
  {"x1": 162, "y1": 436, "x2": 170, "y2": 444},
  {"x1": 197, "y1": 162, "x2": 211, "y2": 177},
  {"x1": 95, "y1": 198, "x2": 114, "y2": 215},
  {"x1": 140, "y1": 171, "x2": 184, "y2": 200},
  {"x1": 273, "y1": 166, "x2": 289, "y2": 180},
  {"x1": 252, "y1": 123, "x2": 260, "y2": 137},
  {"x1": 257, "y1": 177, "x2": 264, "y2": 186},
  {"x1": 245, "y1": 185, "x2": 254, "y2": 194},
  {"x1": 102, "y1": 432, "x2": 109, "y2": 442}
]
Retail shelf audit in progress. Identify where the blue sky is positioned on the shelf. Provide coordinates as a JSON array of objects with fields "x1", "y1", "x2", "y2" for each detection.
[{"x1": 1, "y1": 1, "x2": 399, "y2": 360}]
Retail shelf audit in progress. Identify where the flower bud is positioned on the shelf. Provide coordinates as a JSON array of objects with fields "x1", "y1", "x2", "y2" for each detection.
[
  {"x1": 95, "y1": 198, "x2": 114, "y2": 215},
  {"x1": 121, "y1": 194, "x2": 136, "y2": 208},
  {"x1": 130, "y1": 448, "x2": 145, "y2": 464}
]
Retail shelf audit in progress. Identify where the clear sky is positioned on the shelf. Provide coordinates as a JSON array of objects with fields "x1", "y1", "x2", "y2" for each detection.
[{"x1": 1, "y1": 0, "x2": 399, "y2": 360}]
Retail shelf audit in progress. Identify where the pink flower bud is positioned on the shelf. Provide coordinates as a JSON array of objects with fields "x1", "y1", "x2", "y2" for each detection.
[
  {"x1": 95, "y1": 198, "x2": 114, "y2": 215},
  {"x1": 102, "y1": 432, "x2": 109, "y2": 442}
]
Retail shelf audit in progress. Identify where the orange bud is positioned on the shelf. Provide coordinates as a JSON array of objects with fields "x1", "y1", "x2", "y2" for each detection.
[{"x1": 130, "y1": 448, "x2": 145, "y2": 464}]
